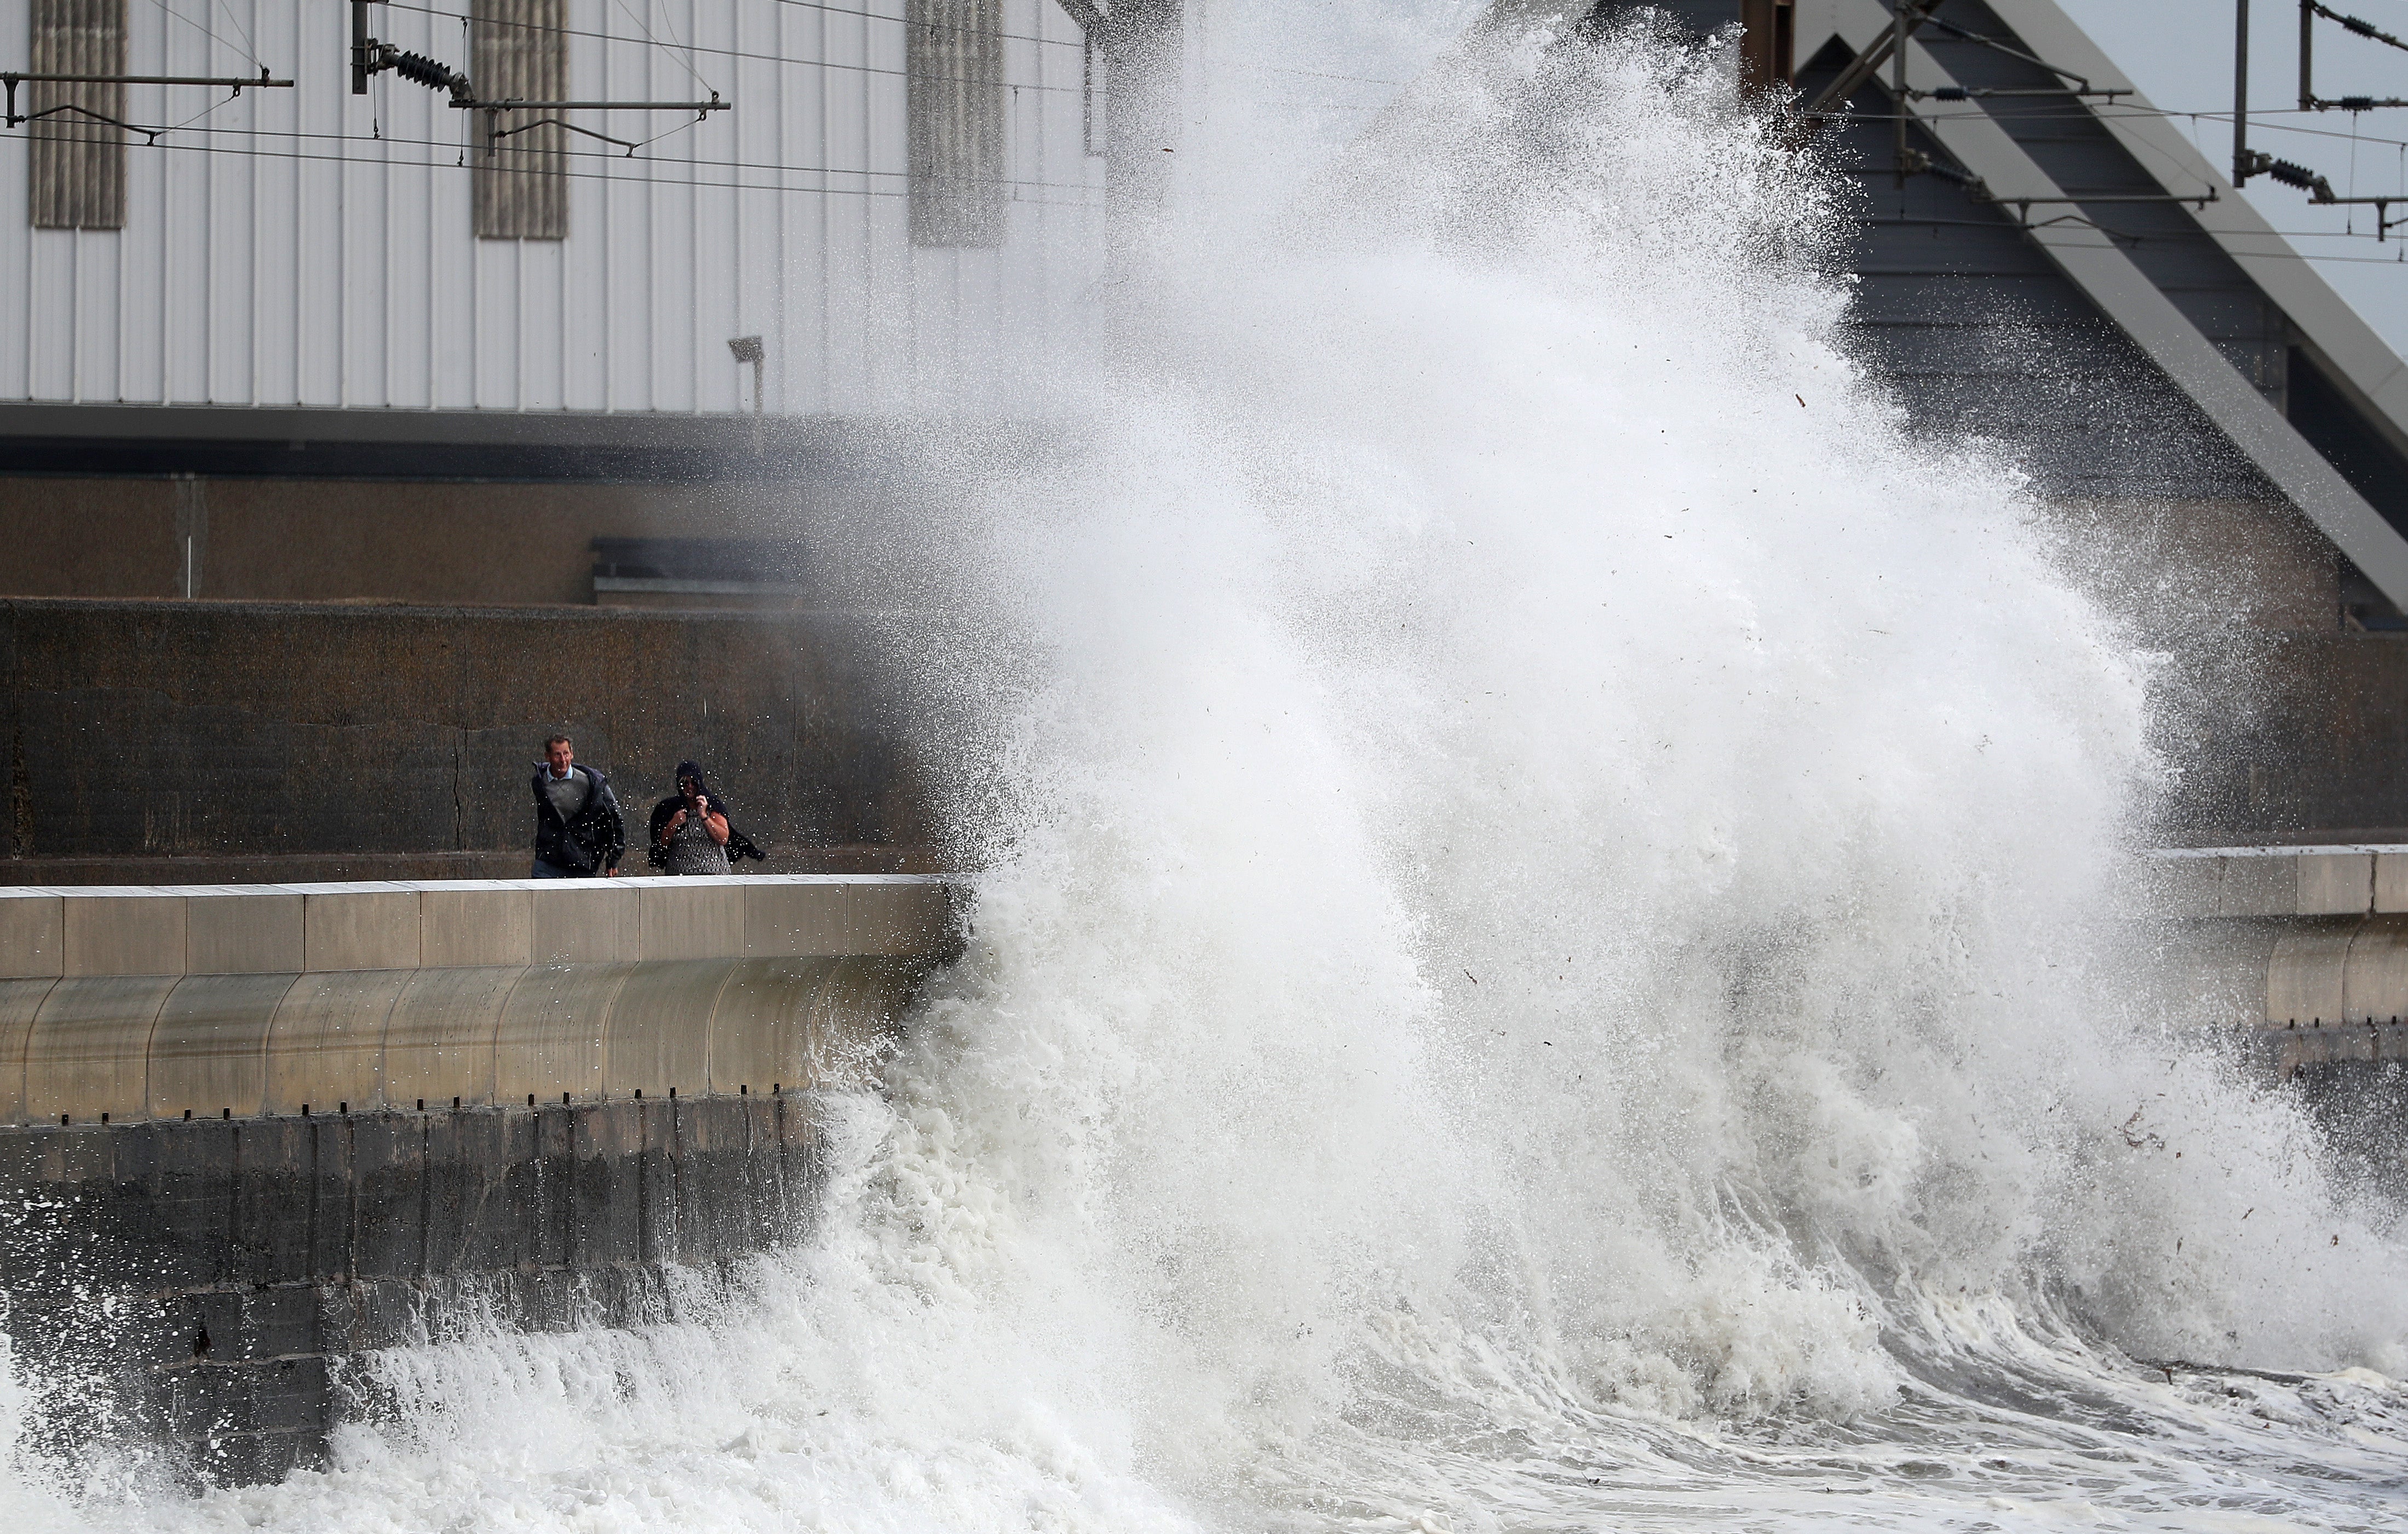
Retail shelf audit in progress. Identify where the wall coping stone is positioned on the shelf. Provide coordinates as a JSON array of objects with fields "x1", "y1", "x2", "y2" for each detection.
[
  {"x1": 0, "y1": 876, "x2": 954, "y2": 979},
  {"x1": 2141, "y1": 846, "x2": 2408, "y2": 920}
]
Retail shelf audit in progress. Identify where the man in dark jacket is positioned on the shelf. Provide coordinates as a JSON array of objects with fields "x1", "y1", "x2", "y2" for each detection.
[{"x1": 530, "y1": 735, "x2": 625, "y2": 877}]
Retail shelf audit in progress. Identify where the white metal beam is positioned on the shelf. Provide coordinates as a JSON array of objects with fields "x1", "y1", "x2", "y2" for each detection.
[
  {"x1": 1987, "y1": 0, "x2": 2408, "y2": 462},
  {"x1": 1824, "y1": 0, "x2": 2408, "y2": 608}
]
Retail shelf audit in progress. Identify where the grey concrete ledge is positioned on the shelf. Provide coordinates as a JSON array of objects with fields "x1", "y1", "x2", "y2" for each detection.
[
  {"x1": 2139, "y1": 845, "x2": 2408, "y2": 919},
  {"x1": 0, "y1": 875, "x2": 953, "y2": 980}
]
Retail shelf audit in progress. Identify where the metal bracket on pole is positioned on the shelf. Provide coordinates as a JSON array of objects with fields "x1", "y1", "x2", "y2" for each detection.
[
  {"x1": 2299, "y1": 0, "x2": 2408, "y2": 109},
  {"x1": 476, "y1": 99, "x2": 720, "y2": 157},
  {"x1": 1799, "y1": 0, "x2": 1940, "y2": 121},
  {"x1": 355, "y1": 27, "x2": 729, "y2": 148},
  {"x1": 2244, "y1": 153, "x2": 2408, "y2": 237},
  {"x1": 352, "y1": 0, "x2": 377, "y2": 94},
  {"x1": 1, "y1": 68, "x2": 291, "y2": 131}
]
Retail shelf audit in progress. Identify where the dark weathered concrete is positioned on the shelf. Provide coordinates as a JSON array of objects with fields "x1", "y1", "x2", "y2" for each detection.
[
  {"x1": 1, "y1": 1095, "x2": 824, "y2": 1486},
  {"x1": 2163, "y1": 632, "x2": 2408, "y2": 842},
  {"x1": 0, "y1": 477, "x2": 844, "y2": 606},
  {"x1": 0, "y1": 598, "x2": 932, "y2": 882}
]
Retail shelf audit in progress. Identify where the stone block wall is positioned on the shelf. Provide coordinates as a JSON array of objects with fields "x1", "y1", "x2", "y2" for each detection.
[{"x1": 0, "y1": 598, "x2": 933, "y2": 883}]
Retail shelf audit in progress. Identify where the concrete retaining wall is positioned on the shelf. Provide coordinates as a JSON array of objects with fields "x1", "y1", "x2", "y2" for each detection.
[{"x1": 0, "y1": 598, "x2": 931, "y2": 884}]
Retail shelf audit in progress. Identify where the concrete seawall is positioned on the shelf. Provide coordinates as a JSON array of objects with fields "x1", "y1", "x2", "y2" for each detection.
[
  {"x1": 0, "y1": 876, "x2": 957, "y2": 1485},
  {"x1": 0, "y1": 877, "x2": 952, "y2": 1122},
  {"x1": 2143, "y1": 847, "x2": 2408, "y2": 1081}
]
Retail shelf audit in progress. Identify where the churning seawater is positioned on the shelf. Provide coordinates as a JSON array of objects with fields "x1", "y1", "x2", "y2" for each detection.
[{"x1": 14, "y1": 9, "x2": 2408, "y2": 1531}]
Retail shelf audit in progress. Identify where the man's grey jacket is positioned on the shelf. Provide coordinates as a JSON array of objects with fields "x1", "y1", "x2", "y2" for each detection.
[{"x1": 530, "y1": 764, "x2": 627, "y2": 875}]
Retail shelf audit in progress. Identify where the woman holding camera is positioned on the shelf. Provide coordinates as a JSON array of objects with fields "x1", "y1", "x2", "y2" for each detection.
[{"x1": 648, "y1": 760, "x2": 759, "y2": 875}]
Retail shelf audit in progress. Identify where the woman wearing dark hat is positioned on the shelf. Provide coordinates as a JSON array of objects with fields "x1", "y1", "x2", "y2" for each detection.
[{"x1": 648, "y1": 761, "x2": 765, "y2": 874}]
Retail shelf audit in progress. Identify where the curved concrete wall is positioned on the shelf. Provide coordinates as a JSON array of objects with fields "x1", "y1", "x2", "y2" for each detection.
[{"x1": 0, "y1": 877, "x2": 954, "y2": 1125}]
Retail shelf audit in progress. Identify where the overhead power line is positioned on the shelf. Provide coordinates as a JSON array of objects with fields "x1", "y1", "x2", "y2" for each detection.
[
  {"x1": 375, "y1": 1, "x2": 1086, "y2": 95},
  {"x1": 138, "y1": 0, "x2": 261, "y2": 70},
  {"x1": 18, "y1": 123, "x2": 1104, "y2": 208},
  {"x1": 350, "y1": 0, "x2": 728, "y2": 160},
  {"x1": 26, "y1": 115, "x2": 1101, "y2": 193},
  {"x1": 2301, "y1": 0, "x2": 2408, "y2": 111},
  {"x1": 762, "y1": 0, "x2": 1082, "y2": 50}
]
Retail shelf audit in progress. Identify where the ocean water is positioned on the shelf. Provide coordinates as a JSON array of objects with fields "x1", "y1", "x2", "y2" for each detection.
[{"x1": 12, "y1": 9, "x2": 2408, "y2": 1532}]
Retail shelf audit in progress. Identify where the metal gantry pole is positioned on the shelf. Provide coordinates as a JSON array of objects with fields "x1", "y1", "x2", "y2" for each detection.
[
  {"x1": 1893, "y1": 0, "x2": 1910, "y2": 186},
  {"x1": 353, "y1": 0, "x2": 374, "y2": 94},
  {"x1": 2236, "y1": 0, "x2": 2254, "y2": 182},
  {"x1": 2301, "y1": 0, "x2": 2315, "y2": 109}
]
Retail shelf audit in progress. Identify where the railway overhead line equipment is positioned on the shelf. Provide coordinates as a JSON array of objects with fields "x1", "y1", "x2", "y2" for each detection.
[
  {"x1": 0, "y1": 1, "x2": 728, "y2": 163},
  {"x1": 2232, "y1": 0, "x2": 2408, "y2": 237},
  {"x1": 0, "y1": 68, "x2": 290, "y2": 140},
  {"x1": 348, "y1": 0, "x2": 726, "y2": 159}
]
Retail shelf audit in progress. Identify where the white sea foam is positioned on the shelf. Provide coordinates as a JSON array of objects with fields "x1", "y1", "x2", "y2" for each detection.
[{"x1": 11, "y1": 8, "x2": 2408, "y2": 1531}]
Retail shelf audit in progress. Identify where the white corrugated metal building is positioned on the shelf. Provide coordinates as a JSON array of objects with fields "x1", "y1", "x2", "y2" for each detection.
[{"x1": 0, "y1": 0, "x2": 1104, "y2": 421}]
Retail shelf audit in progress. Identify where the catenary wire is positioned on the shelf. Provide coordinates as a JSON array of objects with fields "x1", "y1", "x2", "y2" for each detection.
[
  {"x1": 25, "y1": 116, "x2": 2399, "y2": 252},
  {"x1": 763, "y1": 0, "x2": 1079, "y2": 49},
  {"x1": 134, "y1": 0, "x2": 261, "y2": 70},
  {"x1": 388, "y1": 0, "x2": 1091, "y2": 55},
  {"x1": 203, "y1": 0, "x2": 263, "y2": 72},
  {"x1": 37, "y1": 117, "x2": 1100, "y2": 191},
  {"x1": 21, "y1": 124, "x2": 1103, "y2": 205},
  {"x1": 607, "y1": 0, "x2": 716, "y2": 94},
  {"x1": 372, "y1": 2, "x2": 1086, "y2": 94},
  {"x1": 376, "y1": 0, "x2": 1398, "y2": 89}
]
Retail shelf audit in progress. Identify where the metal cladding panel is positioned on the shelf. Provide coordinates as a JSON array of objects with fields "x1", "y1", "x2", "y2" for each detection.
[{"x1": 0, "y1": 0, "x2": 1102, "y2": 412}]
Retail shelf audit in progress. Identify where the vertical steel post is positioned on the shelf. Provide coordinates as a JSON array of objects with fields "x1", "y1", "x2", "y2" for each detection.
[
  {"x1": 1892, "y1": 0, "x2": 1910, "y2": 186},
  {"x1": 2235, "y1": 0, "x2": 2253, "y2": 182},
  {"x1": 351, "y1": 0, "x2": 371, "y2": 94},
  {"x1": 2300, "y1": 0, "x2": 2314, "y2": 110}
]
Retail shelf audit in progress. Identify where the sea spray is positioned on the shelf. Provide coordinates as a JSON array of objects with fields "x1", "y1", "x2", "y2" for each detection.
[{"x1": 15, "y1": 9, "x2": 2408, "y2": 1532}]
